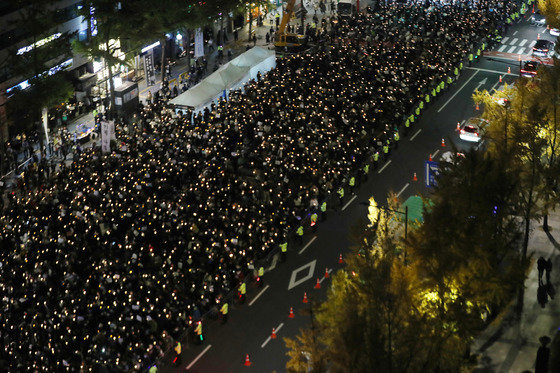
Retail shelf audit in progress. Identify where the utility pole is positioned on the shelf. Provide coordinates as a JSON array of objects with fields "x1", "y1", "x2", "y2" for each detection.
[{"x1": 301, "y1": 0, "x2": 305, "y2": 31}]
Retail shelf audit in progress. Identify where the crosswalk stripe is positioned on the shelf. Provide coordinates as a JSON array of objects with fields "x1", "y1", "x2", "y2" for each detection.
[
  {"x1": 528, "y1": 40, "x2": 536, "y2": 48},
  {"x1": 517, "y1": 47, "x2": 525, "y2": 55},
  {"x1": 510, "y1": 38, "x2": 518, "y2": 45},
  {"x1": 507, "y1": 45, "x2": 517, "y2": 53},
  {"x1": 519, "y1": 39, "x2": 528, "y2": 46},
  {"x1": 498, "y1": 44, "x2": 507, "y2": 52},
  {"x1": 501, "y1": 37, "x2": 510, "y2": 44}
]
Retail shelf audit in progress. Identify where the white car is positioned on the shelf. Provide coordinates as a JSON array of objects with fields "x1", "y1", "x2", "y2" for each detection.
[
  {"x1": 531, "y1": 14, "x2": 546, "y2": 26},
  {"x1": 459, "y1": 118, "x2": 488, "y2": 143},
  {"x1": 440, "y1": 151, "x2": 465, "y2": 164},
  {"x1": 550, "y1": 28, "x2": 560, "y2": 36}
]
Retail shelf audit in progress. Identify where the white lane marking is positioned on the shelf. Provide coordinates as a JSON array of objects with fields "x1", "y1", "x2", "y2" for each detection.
[
  {"x1": 319, "y1": 269, "x2": 333, "y2": 284},
  {"x1": 186, "y1": 345, "x2": 212, "y2": 370},
  {"x1": 410, "y1": 129, "x2": 422, "y2": 141},
  {"x1": 490, "y1": 80, "x2": 500, "y2": 93},
  {"x1": 378, "y1": 160, "x2": 392, "y2": 174},
  {"x1": 261, "y1": 323, "x2": 284, "y2": 348},
  {"x1": 288, "y1": 260, "x2": 316, "y2": 290},
  {"x1": 507, "y1": 45, "x2": 517, "y2": 53},
  {"x1": 519, "y1": 38, "x2": 527, "y2": 46},
  {"x1": 466, "y1": 67, "x2": 514, "y2": 75},
  {"x1": 268, "y1": 254, "x2": 279, "y2": 271},
  {"x1": 498, "y1": 44, "x2": 507, "y2": 52},
  {"x1": 249, "y1": 284, "x2": 270, "y2": 306},
  {"x1": 298, "y1": 236, "x2": 317, "y2": 255},
  {"x1": 513, "y1": 31, "x2": 518, "y2": 36},
  {"x1": 396, "y1": 183, "x2": 410, "y2": 198},
  {"x1": 501, "y1": 36, "x2": 510, "y2": 44},
  {"x1": 341, "y1": 195, "x2": 357, "y2": 211},
  {"x1": 542, "y1": 28, "x2": 548, "y2": 34},
  {"x1": 517, "y1": 47, "x2": 525, "y2": 55},
  {"x1": 476, "y1": 139, "x2": 486, "y2": 150},
  {"x1": 510, "y1": 38, "x2": 518, "y2": 45},
  {"x1": 529, "y1": 40, "x2": 536, "y2": 48},
  {"x1": 438, "y1": 70, "x2": 479, "y2": 113},
  {"x1": 432, "y1": 149, "x2": 440, "y2": 159}
]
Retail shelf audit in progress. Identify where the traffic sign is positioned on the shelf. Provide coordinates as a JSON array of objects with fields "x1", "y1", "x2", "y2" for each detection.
[{"x1": 425, "y1": 160, "x2": 440, "y2": 187}]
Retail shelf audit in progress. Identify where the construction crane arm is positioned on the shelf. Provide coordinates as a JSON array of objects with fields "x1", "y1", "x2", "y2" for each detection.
[{"x1": 277, "y1": 0, "x2": 296, "y2": 38}]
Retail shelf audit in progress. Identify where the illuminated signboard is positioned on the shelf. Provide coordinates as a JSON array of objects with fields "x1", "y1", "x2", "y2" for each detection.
[{"x1": 17, "y1": 33, "x2": 63, "y2": 55}]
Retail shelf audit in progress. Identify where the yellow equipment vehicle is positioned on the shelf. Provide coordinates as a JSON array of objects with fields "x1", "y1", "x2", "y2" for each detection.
[{"x1": 274, "y1": 0, "x2": 306, "y2": 52}]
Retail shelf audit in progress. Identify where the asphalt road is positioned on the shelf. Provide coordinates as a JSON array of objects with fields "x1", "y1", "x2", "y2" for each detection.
[{"x1": 165, "y1": 14, "x2": 548, "y2": 373}]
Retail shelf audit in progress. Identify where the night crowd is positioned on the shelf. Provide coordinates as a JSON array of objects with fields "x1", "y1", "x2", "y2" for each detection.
[{"x1": 0, "y1": 1, "x2": 515, "y2": 371}]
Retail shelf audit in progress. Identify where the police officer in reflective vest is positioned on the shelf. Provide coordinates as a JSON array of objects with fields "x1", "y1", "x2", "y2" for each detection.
[
  {"x1": 393, "y1": 131, "x2": 400, "y2": 149},
  {"x1": 280, "y1": 240, "x2": 288, "y2": 262},
  {"x1": 337, "y1": 186, "x2": 344, "y2": 207},
  {"x1": 310, "y1": 212, "x2": 318, "y2": 232},
  {"x1": 239, "y1": 281, "x2": 247, "y2": 304},
  {"x1": 296, "y1": 225, "x2": 304, "y2": 244},
  {"x1": 173, "y1": 341, "x2": 182, "y2": 365},
  {"x1": 348, "y1": 176, "x2": 355, "y2": 194},
  {"x1": 220, "y1": 301, "x2": 229, "y2": 324},
  {"x1": 363, "y1": 163, "x2": 369, "y2": 181},
  {"x1": 257, "y1": 266, "x2": 265, "y2": 287},
  {"x1": 195, "y1": 321, "x2": 203, "y2": 344},
  {"x1": 320, "y1": 201, "x2": 327, "y2": 221},
  {"x1": 373, "y1": 151, "x2": 379, "y2": 169}
]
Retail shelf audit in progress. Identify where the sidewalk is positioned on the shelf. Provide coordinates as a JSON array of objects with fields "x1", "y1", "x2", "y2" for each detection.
[{"x1": 473, "y1": 214, "x2": 560, "y2": 372}]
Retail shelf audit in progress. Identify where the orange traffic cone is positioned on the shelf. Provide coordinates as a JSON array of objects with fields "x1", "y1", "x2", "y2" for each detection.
[
  {"x1": 538, "y1": 33, "x2": 540, "y2": 40},
  {"x1": 499, "y1": 75, "x2": 502, "y2": 82},
  {"x1": 324, "y1": 268, "x2": 329, "y2": 278},
  {"x1": 413, "y1": 173, "x2": 418, "y2": 182},
  {"x1": 303, "y1": 292, "x2": 308, "y2": 303},
  {"x1": 476, "y1": 102, "x2": 479, "y2": 110},
  {"x1": 289, "y1": 307, "x2": 295, "y2": 318},
  {"x1": 456, "y1": 122, "x2": 460, "y2": 131},
  {"x1": 271, "y1": 328, "x2": 277, "y2": 339},
  {"x1": 429, "y1": 153, "x2": 433, "y2": 161},
  {"x1": 508, "y1": 66, "x2": 511, "y2": 74},
  {"x1": 441, "y1": 138, "x2": 446, "y2": 147},
  {"x1": 338, "y1": 254, "x2": 343, "y2": 264},
  {"x1": 314, "y1": 278, "x2": 321, "y2": 289},
  {"x1": 244, "y1": 354, "x2": 252, "y2": 366}
]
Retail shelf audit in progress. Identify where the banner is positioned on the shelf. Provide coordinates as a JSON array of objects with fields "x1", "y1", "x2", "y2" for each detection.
[
  {"x1": 144, "y1": 51, "x2": 155, "y2": 86},
  {"x1": 101, "y1": 120, "x2": 111, "y2": 154},
  {"x1": 194, "y1": 28, "x2": 204, "y2": 58}
]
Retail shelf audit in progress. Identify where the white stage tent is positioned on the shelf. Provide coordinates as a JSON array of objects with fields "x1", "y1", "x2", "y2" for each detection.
[{"x1": 169, "y1": 46, "x2": 276, "y2": 114}]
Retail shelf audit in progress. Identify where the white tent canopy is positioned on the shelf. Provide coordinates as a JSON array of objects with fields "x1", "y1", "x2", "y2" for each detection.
[{"x1": 170, "y1": 46, "x2": 276, "y2": 113}]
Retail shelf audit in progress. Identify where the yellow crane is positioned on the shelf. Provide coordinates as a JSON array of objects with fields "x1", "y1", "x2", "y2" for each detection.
[{"x1": 274, "y1": 0, "x2": 306, "y2": 51}]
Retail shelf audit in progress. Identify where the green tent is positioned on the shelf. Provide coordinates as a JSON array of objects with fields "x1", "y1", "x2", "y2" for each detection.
[{"x1": 397, "y1": 195, "x2": 431, "y2": 224}]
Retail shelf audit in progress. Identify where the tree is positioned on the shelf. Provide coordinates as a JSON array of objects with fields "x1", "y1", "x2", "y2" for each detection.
[
  {"x1": 6, "y1": 0, "x2": 75, "y2": 140},
  {"x1": 285, "y1": 198, "x2": 471, "y2": 373},
  {"x1": 410, "y1": 148, "x2": 527, "y2": 332},
  {"x1": 74, "y1": 0, "x2": 131, "y2": 117}
]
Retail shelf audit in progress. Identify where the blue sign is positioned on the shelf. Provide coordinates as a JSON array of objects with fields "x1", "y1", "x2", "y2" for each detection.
[{"x1": 425, "y1": 160, "x2": 440, "y2": 187}]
